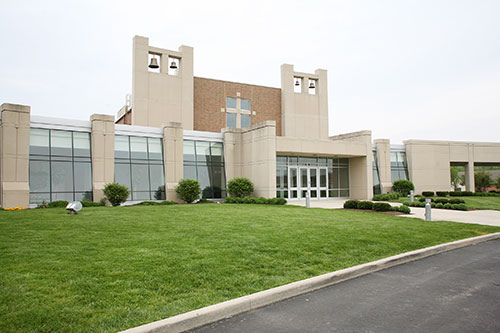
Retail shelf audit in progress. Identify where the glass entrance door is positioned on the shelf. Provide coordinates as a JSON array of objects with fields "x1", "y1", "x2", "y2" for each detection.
[
  {"x1": 289, "y1": 167, "x2": 298, "y2": 199},
  {"x1": 319, "y1": 167, "x2": 328, "y2": 198},
  {"x1": 299, "y1": 167, "x2": 309, "y2": 198}
]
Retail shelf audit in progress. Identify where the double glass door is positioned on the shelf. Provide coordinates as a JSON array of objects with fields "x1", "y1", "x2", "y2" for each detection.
[{"x1": 289, "y1": 166, "x2": 328, "y2": 199}]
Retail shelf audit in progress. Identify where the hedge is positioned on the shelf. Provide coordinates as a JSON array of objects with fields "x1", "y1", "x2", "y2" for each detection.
[
  {"x1": 343, "y1": 200, "x2": 360, "y2": 209},
  {"x1": 422, "y1": 191, "x2": 434, "y2": 197},
  {"x1": 405, "y1": 201, "x2": 468, "y2": 211},
  {"x1": 136, "y1": 201, "x2": 176, "y2": 206},
  {"x1": 357, "y1": 201, "x2": 374, "y2": 210},
  {"x1": 436, "y1": 191, "x2": 449, "y2": 197},
  {"x1": 373, "y1": 202, "x2": 392, "y2": 211},
  {"x1": 372, "y1": 193, "x2": 400, "y2": 201},
  {"x1": 225, "y1": 197, "x2": 287, "y2": 205}
]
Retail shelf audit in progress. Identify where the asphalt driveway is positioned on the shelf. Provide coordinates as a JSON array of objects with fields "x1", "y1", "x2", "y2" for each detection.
[{"x1": 192, "y1": 239, "x2": 500, "y2": 332}]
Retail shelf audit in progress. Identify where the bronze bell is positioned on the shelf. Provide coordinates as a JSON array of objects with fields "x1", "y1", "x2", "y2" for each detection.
[
  {"x1": 170, "y1": 60, "x2": 178, "y2": 69},
  {"x1": 309, "y1": 81, "x2": 315, "y2": 89},
  {"x1": 148, "y1": 57, "x2": 159, "y2": 69},
  {"x1": 295, "y1": 79, "x2": 300, "y2": 86}
]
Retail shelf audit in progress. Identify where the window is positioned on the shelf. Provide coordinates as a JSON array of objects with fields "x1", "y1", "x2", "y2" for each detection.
[
  {"x1": 390, "y1": 151, "x2": 409, "y2": 183},
  {"x1": 29, "y1": 129, "x2": 92, "y2": 204},
  {"x1": 183, "y1": 140, "x2": 226, "y2": 199},
  {"x1": 226, "y1": 97, "x2": 237, "y2": 109},
  {"x1": 241, "y1": 114, "x2": 251, "y2": 128},
  {"x1": 226, "y1": 113, "x2": 237, "y2": 128},
  {"x1": 114, "y1": 136, "x2": 165, "y2": 200},
  {"x1": 226, "y1": 96, "x2": 251, "y2": 129},
  {"x1": 240, "y1": 99, "x2": 250, "y2": 110}
]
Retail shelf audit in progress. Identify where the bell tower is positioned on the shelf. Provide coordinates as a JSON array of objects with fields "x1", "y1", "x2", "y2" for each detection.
[{"x1": 131, "y1": 36, "x2": 194, "y2": 129}]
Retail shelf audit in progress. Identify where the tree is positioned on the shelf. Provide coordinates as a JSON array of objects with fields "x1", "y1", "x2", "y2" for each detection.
[
  {"x1": 474, "y1": 171, "x2": 492, "y2": 192},
  {"x1": 450, "y1": 167, "x2": 465, "y2": 190}
]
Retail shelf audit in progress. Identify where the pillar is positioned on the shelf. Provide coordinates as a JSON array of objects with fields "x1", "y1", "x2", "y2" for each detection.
[
  {"x1": 0, "y1": 103, "x2": 30, "y2": 208},
  {"x1": 163, "y1": 122, "x2": 184, "y2": 202},
  {"x1": 374, "y1": 139, "x2": 393, "y2": 193},
  {"x1": 91, "y1": 114, "x2": 115, "y2": 201}
]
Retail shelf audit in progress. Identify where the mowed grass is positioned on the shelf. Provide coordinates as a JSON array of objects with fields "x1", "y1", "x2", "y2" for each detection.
[
  {"x1": 398, "y1": 196, "x2": 500, "y2": 210},
  {"x1": 1, "y1": 204, "x2": 499, "y2": 332}
]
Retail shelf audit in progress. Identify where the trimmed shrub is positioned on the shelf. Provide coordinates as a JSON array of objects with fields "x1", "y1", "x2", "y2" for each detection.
[
  {"x1": 392, "y1": 180, "x2": 415, "y2": 196},
  {"x1": 227, "y1": 178, "x2": 254, "y2": 198},
  {"x1": 434, "y1": 198, "x2": 449, "y2": 204},
  {"x1": 343, "y1": 200, "x2": 360, "y2": 209},
  {"x1": 373, "y1": 202, "x2": 392, "y2": 212},
  {"x1": 103, "y1": 183, "x2": 130, "y2": 206},
  {"x1": 444, "y1": 203, "x2": 452, "y2": 209},
  {"x1": 224, "y1": 197, "x2": 286, "y2": 205},
  {"x1": 435, "y1": 203, "x2": 444, "y2": 209},
  {"x1": 175, "y1": 179, "x2": 201, "y2": 203},
  {"x1": 449, "y1": 198, "x2": 465, "y2": 204},
  {"x1": 396, "y1": 205, "x2": 411, "y2": 214},
  {"x1": 461, "y1": 191, "x2": 474, "y2": 196},
  {"x1": 449, "y1": 191, "x2": 462, "y2": 197},
  {"x1": 81, "y1": 200, "x2": 104, "y2": 207},
  {"x1": 436, "y1": 191, "x2": 449, "y2": 197},
  {"x1": 48, "y1": 200, "x2": 69, "y2": 208},
  {"x1": 422, "y1": 191, "x2": 434, "y2": 197},
  {"x1": 372, "y1": 193, "x2": 399, "y2": 201},
  {"x1": 36, "y1": 201, "x2": 49, "y2": 209},
  {"x1": 357, "y1": 201, "x2": 374, "y2": 210},
  {"x1": 452, "y1": 203, "x2": 468, "y2": 211}
]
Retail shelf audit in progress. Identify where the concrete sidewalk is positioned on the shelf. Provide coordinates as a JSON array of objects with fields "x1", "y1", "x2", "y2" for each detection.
[{"x1": 287, "y1": 199, "x2": 500, "y2": 227}]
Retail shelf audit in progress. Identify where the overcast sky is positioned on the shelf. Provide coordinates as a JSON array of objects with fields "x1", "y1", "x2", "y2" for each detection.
[{"x1": 1, "y1": 0, "x2": 499, "y2": 143}]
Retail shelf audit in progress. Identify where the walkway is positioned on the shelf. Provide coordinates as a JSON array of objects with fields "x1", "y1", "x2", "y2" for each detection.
[{"x1": 192, "y1": 239, "x2": 500, "y2": 332}]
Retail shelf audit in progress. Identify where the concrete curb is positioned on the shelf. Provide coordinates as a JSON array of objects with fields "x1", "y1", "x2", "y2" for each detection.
[{"x1": 121, "y1": 232, "x2": 500, "y2": 333}]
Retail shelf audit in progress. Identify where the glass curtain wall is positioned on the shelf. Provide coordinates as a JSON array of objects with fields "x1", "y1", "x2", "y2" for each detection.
[
  {"x1": 276, "y1": 156, "x2": 350, "y2": 199},
  {"x1": 114, "y1": 135, "x2": 165, "y2": 200},
  {"x1": 183, "y1": 140, "x2": 226, "y2": 198},
  {"x1": 372, "y1": 151, "x2": 381, "y2": 195},
  {"x1": 390, "y1": 151, "x2": 409, "y2": 183},
  {"x1": 29, "y1": 128, "x2": 92, "y2": 203}
]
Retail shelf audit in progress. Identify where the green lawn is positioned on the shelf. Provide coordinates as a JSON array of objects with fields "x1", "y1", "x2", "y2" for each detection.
[
  {"x1": 1, "y1": 205, "x2": 499, "y2": 332},
  {"x1": 398, "y1": 196, "x2": 500, "y2": 211}
]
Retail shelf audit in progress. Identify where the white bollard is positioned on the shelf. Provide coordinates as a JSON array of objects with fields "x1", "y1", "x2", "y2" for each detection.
[
  {"x1": 410, "y1": 190, "x2": 414, "y2": 203},
  {"x1": 425, "y1": 198, "x2": 432, "y2": 221},
  {"x1": 306, "y1": 192, "x2": 310, "y2": 208}
]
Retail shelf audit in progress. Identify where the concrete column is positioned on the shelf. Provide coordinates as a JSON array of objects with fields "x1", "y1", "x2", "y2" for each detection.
[
  {"x1": 348, "y1": 132, "x2": 373, "y2": 200},
  {"x1": 374, "y1": 139, "x2": 392, "y2": 193},
  {"x1": 223, "y1": 127, "x2": 243, "y2": 182},
  {"x1": 0, "y1": 103, "x2": 30, "y2": 208},
  {"x1": 465, "y1": 162, "x2": 475, "y2": 192},
  {"x1": 91, "y1": 114, "x2": 115, "y2": 201},
  {"x1": 315, "y1": 69, "x2": 329, "y2": 139},
  {"x1": 163, "y1": 122, "x2": 184, "y2": 202}
]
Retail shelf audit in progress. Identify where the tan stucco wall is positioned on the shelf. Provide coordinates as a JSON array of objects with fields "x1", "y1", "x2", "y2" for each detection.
[
  {"x1": 281, "y1": 64, "x2": 328, "y2": 139},
  {"x1": 193, "y1": 77, "x2": 282, "y2": 136},
  {"x1": 131, "y1": 36, "x2": 194, "y2": 130},
  {"x1": 404, "y1": 140, "x2": 500, "y2": 194},
  {"x1": 91, "y1": 114, "x2": 115, "y2": 201},
  {"x1": 163, "y1": 122, "x2": 184, "y2": 202},
  {"x1": 0, "y1": 103, "x2": 30, "y2": 208},
  {"x1": 223, "y1": 121, "x2": 277, "y2": 198}
]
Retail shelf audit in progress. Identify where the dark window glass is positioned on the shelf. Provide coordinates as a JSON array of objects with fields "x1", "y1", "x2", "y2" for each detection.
[
  {"x1": 74, "y1": 162, "x2": 92, "y2": 192},
  {"x1": 115, "y1": 135, "x2": 130, "y2": 159},
  {"x1": 195, "y1": 141, "x2": 210, "y2": 163},
  {"x1": 73, "y1": 132, "x2": 91, "y2": 157},
  {"x1": 30, "y1": 160, "x2": 50, "y2": 192},
  {"x1": 30, "y1": 129, "x2": 49, "y2": 155},
  {"x1": 241, "y1": 114, "x2": 251, "y2": 128},
  {"x1": 51, "y1": 161, "x2": 73, "y2": 192},
  {"x1": 130, "y1": 136, "x2": 148, "y2": 160},
  {"x1": 339, "y1": 167, "x2": 349, "y2": 188},
  {"x1": 51, "y1": 130, "x2": 72, "y2": 156},
  {"x1": 131, "y1": 164, "x2": 150, "y2": 192},
  {"x1": 226, "y1": 113, "x2": 236, "y2": 128}
]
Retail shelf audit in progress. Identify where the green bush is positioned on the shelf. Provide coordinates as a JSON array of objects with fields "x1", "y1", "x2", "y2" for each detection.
[
  {"x1": 449, "y1": 191, "x2": 462, "y2": 197},
  {"x1": 461, "y1": 191, "x2": 473, "y2": 196},
  {"x1": 81, "y1": 200, "x2": 104, "y2": 207},
  {"x1": 443, "y1": 203, "x2": 452, "y2": 209},
  {"x1": 343, "y1": 200, "x2": 360, "y2": 209},
  {"x1": 449, "y1": 198, "x2": 465, "y2": 204},
  {"x1": 227, "y1": 178, "x2": 254, "y2": 198},
  {"x1": 434, "y1": 198, "x2": 449, "y2": 204},
  {"x1": 392, "y1": 180, "x2": 415, "y2": 196},
  {"x1": 396, "y1": 205, "x2": 411, "y2": 214},
  {"x1": 103, "y1": 183, "x2": 130, "y2": 206},
  {"x1": 372, "y1": 193, "x2": 400, "y2": 201},
  {"x1": 357, "y1": 201, "x2": 374, "y2": 210},
  {"x1": 373, "y1": 202, "x2": 392, "y2": 212},
  {"x1": 436, "y1": 191, "x2": 449, "y2": 197},
  {"x1": 435, "y1": 203, "x2": 444, "y2": 209},
  {"x1": 224, "y1": 197, "x2": 286, "y2": 205},
  {"x1": 422, "y1": 191, "x2": 434, "y2": 197},
  {"x1": 36, "y1": 201, "x2": 49, "y2": 209},
  {"x1": 48, "y1": 200, "x2": 69, "y2": 208},
  {"x1": 175, "y1": 179, "x2": 201, "y2": 203},
  {"x1": 452, "y1": 203, "x2": 468, "y2": 211}
]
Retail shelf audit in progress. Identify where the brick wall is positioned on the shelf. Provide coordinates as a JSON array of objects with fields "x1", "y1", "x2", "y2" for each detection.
[{"x1": 193, "y1": 77, "x2": 282, "y2": 136}]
